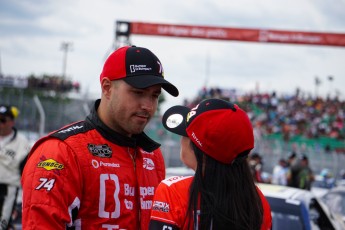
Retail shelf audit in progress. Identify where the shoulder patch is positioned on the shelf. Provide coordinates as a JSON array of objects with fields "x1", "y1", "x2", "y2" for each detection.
[
  {"x1": 37, "y1": 158, "x2": 64, "y2": 171},
  {"x1": 162, "y1": 176, "x2": 193, "y2": 187},
  {"x1": 50, "y1": 121, "x2": 93, "y2": 140}
]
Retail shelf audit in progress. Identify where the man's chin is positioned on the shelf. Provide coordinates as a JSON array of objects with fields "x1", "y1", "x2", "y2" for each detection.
[{"x1": 131, "y1": 126, "x2": 146, "y2": 135}]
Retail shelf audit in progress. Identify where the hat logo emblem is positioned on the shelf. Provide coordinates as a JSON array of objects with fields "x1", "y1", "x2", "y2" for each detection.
[
  {"x1": 0, "y1": 106, "x2": 7, "y2": 113},
  {"x1": 186, "y1": 104, "x2": 199, "y2": 122},
  {"x1": 129, "y1": 64, "x2": 152, "y2": 73},
  {"x1": 191, "y1": 132, "x2": 202, "y2": 147},
  {"x1": 166, "y1": 114, "x2": 183, "y2": 128},
  {"x1": 186, "y1": 111, "x2": 196, "y2": 123}
]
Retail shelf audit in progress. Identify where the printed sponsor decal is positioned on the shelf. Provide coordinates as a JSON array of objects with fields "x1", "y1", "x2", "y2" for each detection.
[
  {"x1": 152, "y1": 201, "x2": 170, "y2": 212},
  {"x1": 163, "y1": 176, "x2": 193, "y2": 187},
  {"x1": 191, "y1": 132, "x2": 202, "y2": 147},
  {"x1": 37, "y1": 159, "x2": 64, "y2": 171},
  {"x1": 124, "y1": 184, "x2": 135, "y2": 196},
  {"x1": 143, "y1": 158, "x2": 155, "y2": 170},
  {"x1": 139, "y1": 149, "x2": 153, "y2": 155},
  {"x1": 141, "y1": 198, "x2": 152, "y2": 210},
  {"x1": 124, "y1": 199, "x2": 133, "y2": 210},
  {"x1": 139, "y1": 186, "x2": 154, "y2": 208},
  {"x1": 88, "y1": 144, "x2": 112, "y2": 158},
  {"x1": 91, "y1": 159, "x2": 120, "y2": 169},
  {"x1": 140, "y1": 186, "x2": 154, "y2": 198},
  {"x1": 4, "y1": 149, "x2": 15, "y2": 159},
  {"x1": 58, "y1": 125, "x2": 83, "y2": 133},
  {"x1": 35, "y1": 178, "x2": 56, "y2": 191},
  {"x1": 38, "y1": 156, "x2": 63, "y2": 175}
]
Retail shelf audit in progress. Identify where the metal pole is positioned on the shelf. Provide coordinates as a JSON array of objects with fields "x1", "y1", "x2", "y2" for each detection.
[
  {"x1": 61, "y1": 42, "x2": 73, "y2": 79},
  {"x1": 33, "y1": 95, "x2": 46, "y2": 137}
]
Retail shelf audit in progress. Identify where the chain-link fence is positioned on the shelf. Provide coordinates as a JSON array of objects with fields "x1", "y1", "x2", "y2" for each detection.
[
  {"x1": 2, "y1": 88, "x2": 344, "y2": 178},
  {"x1": 159, "y1": 136, "x2": 345, "y2": 178}
]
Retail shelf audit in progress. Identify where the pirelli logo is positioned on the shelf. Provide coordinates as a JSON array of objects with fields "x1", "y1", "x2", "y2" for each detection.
[{"x1": 37, "y1": 159, "x2": 64, "y2": 171}]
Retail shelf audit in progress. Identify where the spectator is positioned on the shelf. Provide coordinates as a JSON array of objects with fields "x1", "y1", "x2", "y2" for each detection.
[
  {"x1": 271, "y1": 158, "x2": 288, "y2": 185},
  {"x1": 0, "y1": 105, "x2": 31, "y2": 229},
  {"x1": 297, "y1": 155, "x2": 314, "y2": 190},
  {"x1": 287, "y1": 154, "x2": 314, "y2": 190},
  {"x1": 248, "y1": 153, "x2": 263, "y2": 182}
]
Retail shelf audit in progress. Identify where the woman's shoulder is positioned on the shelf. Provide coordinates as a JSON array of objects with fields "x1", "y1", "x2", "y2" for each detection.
[
  {"x1": 160, "y1": 175, "x2": 194, "y2": 188},
  {"x1": 154, "y1": 176, "x2": 193, "y2": 204}
]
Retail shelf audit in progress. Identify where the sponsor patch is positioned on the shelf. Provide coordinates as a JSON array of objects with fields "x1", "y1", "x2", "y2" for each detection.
[
  {"x1": 57, "y1": 125, "x2": 83, "y2": 133},
  {"x1": 152, "y1": 201, "x2": 170, "y2": 212},
  {"x1": 162, "y1": 176, "x2": 193, "y2": 187},
  {"x1": 37, "y1": 159, "x2": 64, "y2": 171},
  {"x1": 88, "y1": 144, "x2": 112, "y2": 158},
  {"x1": 91, "y1": 159, "x2": 120, "y2": 168}
]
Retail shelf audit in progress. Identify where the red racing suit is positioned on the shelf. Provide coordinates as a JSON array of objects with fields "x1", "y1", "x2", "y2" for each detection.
[
  {"x1": 21, "y1": 100, "x2": 165, "y2": 230},
  {"x1": 149, "y1": 176, "x2": 272, "y2": 230}
]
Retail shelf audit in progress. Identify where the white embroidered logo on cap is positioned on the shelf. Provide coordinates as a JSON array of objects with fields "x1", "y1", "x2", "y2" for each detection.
[
  {"x1": 129, "y1": 64, "x2": 152, "y2": 73},
  {"x1": 166, "y1": 114, "x2": 183, "y2": 128},
  {"x1": 191, "y1": 132, "x2": 202, "y2": 147}
]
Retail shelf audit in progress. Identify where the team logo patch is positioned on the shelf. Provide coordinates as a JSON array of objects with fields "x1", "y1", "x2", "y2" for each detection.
[
  {"x1": 88, "y1": 144, "x2": 112, "y2": 158},
  {"x1": 37, "y1": 159, "x2": 64, "y2": 171},
  {"x1": 143, "y1": 158, "x2": 155, "y2": 170}
]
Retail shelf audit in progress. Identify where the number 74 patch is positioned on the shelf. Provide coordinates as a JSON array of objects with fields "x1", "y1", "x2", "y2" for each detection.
[{"x1": 36, "y1": 178, "x2": 56, "y2": 191}]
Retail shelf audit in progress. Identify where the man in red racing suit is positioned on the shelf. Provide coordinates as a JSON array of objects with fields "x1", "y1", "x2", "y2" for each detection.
[
  {"x1": 21, "y1": 100, "x2": 165, "y2": 229},
  {"x1": 21, "y1": 45, "x2": 179, "y2": 230}
]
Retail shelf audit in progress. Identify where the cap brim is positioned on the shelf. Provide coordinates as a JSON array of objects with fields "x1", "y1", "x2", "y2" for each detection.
[
  {"x1": 162, "y1": 105, "x2": 190, "y2": 137},
  {"x1": 124, "y1": 75, "x2": 179, "y2": 97}
]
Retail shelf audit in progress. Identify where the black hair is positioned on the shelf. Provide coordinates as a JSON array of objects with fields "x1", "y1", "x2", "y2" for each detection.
[{"x1": 186, "y1": 142, "x2": 264, "y2": 230}]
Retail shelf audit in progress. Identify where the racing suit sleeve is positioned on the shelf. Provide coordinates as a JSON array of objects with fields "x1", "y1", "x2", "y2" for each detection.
[
  {"x1": 21, "y1": 138, "x2": 82, "y2": 230},
  {"x1": 149, "y1": 179, "x2": 186, "y2": 230}
]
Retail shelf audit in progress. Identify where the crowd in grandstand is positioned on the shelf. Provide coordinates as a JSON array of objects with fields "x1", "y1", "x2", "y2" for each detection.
[
  {"x1": 183, "y1": 86, "x2": 345, "y2": 143},
  {"x1": 0, "y1": 74, "x2": 80, "y2": 92}
]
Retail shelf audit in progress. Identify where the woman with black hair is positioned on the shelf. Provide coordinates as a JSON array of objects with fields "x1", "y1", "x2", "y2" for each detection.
[{"x1": 149, "y1": 98, "x2": 272, "y2": 230}]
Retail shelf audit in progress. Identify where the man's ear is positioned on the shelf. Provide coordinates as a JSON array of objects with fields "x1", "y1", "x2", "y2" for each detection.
[{"x1": 100, "y1": 77, "x2": 112, "y2": 99}]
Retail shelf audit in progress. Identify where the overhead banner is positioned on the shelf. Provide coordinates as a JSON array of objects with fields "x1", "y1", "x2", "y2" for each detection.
[{"x1": 130, "y1": 22, "x2": 345, "y2": 47}]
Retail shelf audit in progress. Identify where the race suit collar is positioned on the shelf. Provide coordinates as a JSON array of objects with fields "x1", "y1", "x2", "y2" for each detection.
[{"x1": 86, "y1": 99, "x2": 161, "y2": 152}]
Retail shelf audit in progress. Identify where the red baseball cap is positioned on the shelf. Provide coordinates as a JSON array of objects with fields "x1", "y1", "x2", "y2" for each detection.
[
  {"x1": 100, "y1": 46, "x2": 179, "y2": 97},
  {"x1": 162, "y1": 98, "x2": 254, "y2": 164}
]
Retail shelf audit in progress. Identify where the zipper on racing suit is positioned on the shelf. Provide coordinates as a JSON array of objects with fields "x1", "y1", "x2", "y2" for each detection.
[{"x1": 127, "y1": 147, "x2": 141, "y2": 229}]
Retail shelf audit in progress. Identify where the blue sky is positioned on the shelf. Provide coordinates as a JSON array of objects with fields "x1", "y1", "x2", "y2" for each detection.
[{"x1": 1, "y1": 0, "x2": 345, "y2": 111}]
